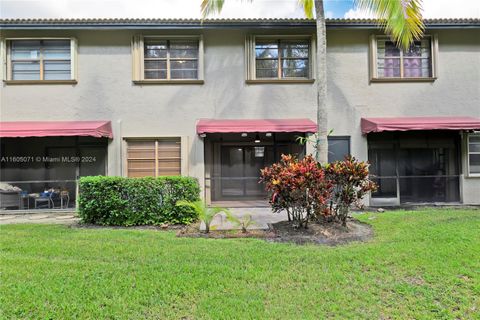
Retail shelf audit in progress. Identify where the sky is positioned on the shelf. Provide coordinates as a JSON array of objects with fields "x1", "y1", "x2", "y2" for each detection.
[{"x1": 0, "y1": 0, "x2": 479, "y2": 19}]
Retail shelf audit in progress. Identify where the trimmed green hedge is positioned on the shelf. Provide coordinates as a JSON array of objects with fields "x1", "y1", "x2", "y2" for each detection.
[{"x1": 78, "y1": 176, "x2": 200, "y2": 226}]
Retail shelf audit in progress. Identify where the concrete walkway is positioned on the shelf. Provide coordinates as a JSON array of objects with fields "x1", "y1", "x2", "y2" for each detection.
[
  {"x1": 0, "y1": 207, "x2": 286, "y2": 230},
  {"x1": 200, "y1": 207, "x2": 287, "y2": 231},
  {"x1": 0, "y1": 211, "x2": 79, "y2": 225}
]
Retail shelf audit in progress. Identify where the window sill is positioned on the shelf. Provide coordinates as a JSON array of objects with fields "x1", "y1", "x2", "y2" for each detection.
[
  {"x1": 370, "y1": 77, "x2": 437, "y2": 83},
  {"x1": 245, "y1": 79, "x2": 315, "y2": 84},
  {"x1": 133, "y1": 80, "x2": 204, "y2": 85},
  {"x1": 4, "y1": 80, "x2": 78, "y2": 85},
  {"x1": 465, "y1": 173, "x2": 480, "y2": 179},
  {"x1": 246, "y1": 79, "x2": 315, "y2": 84}
]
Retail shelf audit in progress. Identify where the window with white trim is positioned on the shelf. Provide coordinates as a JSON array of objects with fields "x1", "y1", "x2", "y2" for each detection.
[
  {"x1": 132, "y1": 35, "x2": 204, "y2": 82},
  {"x1": 468, "y1": 134, "x2": 480, "y2": 175},
  {"x1": 5, "y1": 38, "x2": 76, "y2": 81},
  {"x1": 245, "y1": 35, "x2": 315, "y2": 81},
  {"x1": 126, "y1": 138, "x2": 181, "y2": 177},
  {"x1": 370, "y1": 35, "x2": 437, "y2": 80}
]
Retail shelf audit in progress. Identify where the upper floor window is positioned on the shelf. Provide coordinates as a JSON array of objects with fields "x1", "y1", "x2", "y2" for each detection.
[
  {"x1": 246, "y1": 35, "x2": 315, "y2": 83},
  {"x1": 4, "y1": 38, "x2": 77, "y2": 83},
  {"x1": 132, "y1": 35, "x2": 204, "y2": 84},
  {"x1": 468, "y1": 134, "x2": 480, "y2": 176},
  {"x1": 370, "y1": 35, "x2": 438, "y2": 81}
]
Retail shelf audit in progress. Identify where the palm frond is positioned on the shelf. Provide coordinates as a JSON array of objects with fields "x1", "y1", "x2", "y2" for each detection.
[
  {"x1": 208, "y1": 206, "x2": 230, "y2": 216},
  {"x1": 204, "y1": 206, "x2": 228, "y2": 226},
  {"x1": 298, "y1": 0, "x2": 315, "y2": 19},
  {"x1": 201, "y1": 0, "x2": 226, "y2": 18},
  {"x1": 354, "y1": 0, "x2": 424, "y2": 49},
  {"x1": 224, "y1": 210, "x2": 239, "y2": 223},
  {"x1": 201, "y1": 0, "x2": 254, "y2": 18}
]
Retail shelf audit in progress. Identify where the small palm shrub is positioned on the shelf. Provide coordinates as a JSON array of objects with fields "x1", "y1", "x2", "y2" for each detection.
[
  {"x1": 225, "y1": 212, "x2": 255, "y2": 233},
  {"x1": 176, "y1": 200, "x2": 229, "y2": 233}
]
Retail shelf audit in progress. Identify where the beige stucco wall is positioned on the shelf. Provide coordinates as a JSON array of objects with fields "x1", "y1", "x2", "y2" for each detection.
[
  {"x1": 1, "y1": 27, "x2": 479, "y2": 204},
  {"x1": 325, "y1": 29, "x2": 480, "y2": 204}
]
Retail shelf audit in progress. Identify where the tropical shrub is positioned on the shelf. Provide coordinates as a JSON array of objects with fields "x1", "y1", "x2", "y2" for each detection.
[
  {"x1": 176, "y1": 200, "x2": 229, "y2": 233},
  {"x1": 260, "y1": 154, "x2": 332, "y2": 228},
  {"x1": 260, "y1": 155, "x2": 376, "y2": 228},
  {"x1": 225, "y1": 212, "x2": 255, "y2": 233},
  {"x1": 324, "y1": 156, "x2": 377, "y2": 226},
  {"x1": 78, "y1": 176, "x2": 200, "y2": 226}
]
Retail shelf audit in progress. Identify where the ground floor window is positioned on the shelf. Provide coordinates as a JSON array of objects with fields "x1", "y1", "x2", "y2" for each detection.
[
  {"x1": 126, "y1": 138, "x2": 181, "y2": 177},
  {"x1": 467, "y1": 133, "x2": 480, "y2": 176},
  {"x1": 368, "y1": 131, "x2": 460, "y2": 203},
  {"x1": 328, "y1": 136, "x2": 350, "y2": 162}
]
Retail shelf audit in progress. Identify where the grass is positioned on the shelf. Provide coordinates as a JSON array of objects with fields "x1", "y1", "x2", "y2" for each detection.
[{"x1": 1, "y1": 208, "x2": 479, "y2": 319}]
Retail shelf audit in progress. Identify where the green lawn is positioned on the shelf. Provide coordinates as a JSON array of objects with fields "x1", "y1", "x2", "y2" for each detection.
[{"x1": 1, "y1": 209, "x2": 479, "y2": 319}]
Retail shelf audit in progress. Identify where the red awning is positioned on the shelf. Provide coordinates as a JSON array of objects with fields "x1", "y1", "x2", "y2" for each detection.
[
  {"x1": 0, "y1": 121, "x2": 113, "y2": 138},
  {"x1": 196, "y1": 119, "x2": 317, "y2": 134},
  {"x1": 361, "y1": 117, "x2": 480, "y2": 134}
]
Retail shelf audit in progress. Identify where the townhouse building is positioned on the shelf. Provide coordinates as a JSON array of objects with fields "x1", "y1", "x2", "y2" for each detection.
[{"x1": 0, "y1": 18, "x2": 479, "y2": 209}]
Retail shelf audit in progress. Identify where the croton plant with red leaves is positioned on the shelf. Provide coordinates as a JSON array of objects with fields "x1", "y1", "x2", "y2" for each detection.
[
  {"x1": 324, "y1": 156, "x2": 377, "y2": 226},
  {"x1": 260, "y1": 154, "x2": 332, "y2": 228},
  {"x1": 260, "y1": 154, "x2": 376, "y2": 228}
]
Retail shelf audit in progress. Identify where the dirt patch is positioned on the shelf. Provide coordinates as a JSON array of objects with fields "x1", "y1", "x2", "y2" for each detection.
[
  {"x1": 176, "y1": 223, "x2": 275, "y2": 239},
  {"x1": 267, "y1": 218, "x2": 374, "y2": 245},
  {"x1": 405, "y1": 276, "x2": 426, "y2": 286},
  {"x1": 71, "y1": 220, "x2": 373, "y2": 246},
  {"x1": 177, "y1": 219, "x2": 373, "y2": 246}
]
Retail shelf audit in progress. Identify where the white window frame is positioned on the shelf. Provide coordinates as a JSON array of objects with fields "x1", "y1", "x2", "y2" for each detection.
[
  {"x1": 132, "y1": 35, "x2": 204, "y2": 84},
  {"x1": 2, "y1": 37, "x2": 78, "y2": 83},
  {"x1": 245, "y1": 34, "x2": 316, "y2": 83},
  {"x1": 369, "y1": 34, "x2": 438, "y2": 82},
  {"x1": 467, "y1": 133, "x2": 480, "y2": 177}
]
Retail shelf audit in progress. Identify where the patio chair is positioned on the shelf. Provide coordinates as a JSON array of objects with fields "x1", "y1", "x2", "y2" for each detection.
[
  {"x1": 34, "y1": 195, "x2": 52, "y2": 209},
  {"x1": 58, "y1": 190, "x2": 70, "y2": 209},
  {"x1": 48, "y1": 190, "x2": 70, "y2": 209}
]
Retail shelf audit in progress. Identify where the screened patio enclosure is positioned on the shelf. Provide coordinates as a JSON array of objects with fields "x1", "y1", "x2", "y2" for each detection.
[
  {"x1": 368, "y1": 131, "x2": 461, "y2": 205},
  {"x1": 0, "y1": 136, "x2": 108, "y2": 210},
  {"x1": 205, "y1": 132, "x2": 305, "y2": 202},
  {"x1": 198, "y1": 118, "x2": 316, "y2": 203}
]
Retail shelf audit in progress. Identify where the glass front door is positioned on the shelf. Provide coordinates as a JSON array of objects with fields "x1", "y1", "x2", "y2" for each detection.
[{"x1": 220, "y1": 146, "x2": 273, "y2": 199}]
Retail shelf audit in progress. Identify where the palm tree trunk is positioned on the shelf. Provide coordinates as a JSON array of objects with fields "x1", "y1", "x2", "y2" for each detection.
[{"x1": 314, "y1": 0, "x2": 328, "y2": 163}]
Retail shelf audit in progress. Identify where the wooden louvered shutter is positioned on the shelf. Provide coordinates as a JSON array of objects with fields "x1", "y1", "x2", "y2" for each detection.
[
  {"x1": 157, "y1": 138, "x2": 181, "y2": 176},
  {"x1": 127, "y1": 138, "x2": 181, "y2": 177}
]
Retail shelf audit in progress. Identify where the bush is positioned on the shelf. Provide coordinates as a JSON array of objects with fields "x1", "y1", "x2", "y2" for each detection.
[
  {"x1": 78, "y1": 176, "x2": 200, "y2": 226},
  {"x1": 260, "y1": 154, "x2": 332, "y2": 228},
  {"x1": 260, "y1": 155, "x2": 376, "y2": 228},
  {"x1": 324, "y1": 156, "x2": 377, "y2": 226}
]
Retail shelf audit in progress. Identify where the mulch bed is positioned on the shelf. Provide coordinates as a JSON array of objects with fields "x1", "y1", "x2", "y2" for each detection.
[
  {"x1": 177, "y1": 218, "x2": 373, "y2": 246},
  {"x1": 71, "y1": 219, "x2": 373, "y2": 246},
  {"x1": 176, "y1": 222, "x2": 276, "y2": 239},
  {"x1": 267, "y1": 218, "x2": 373, "y2": 245}
]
